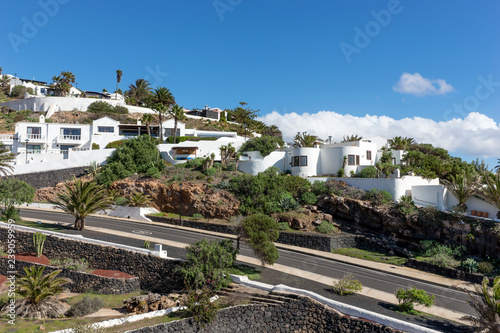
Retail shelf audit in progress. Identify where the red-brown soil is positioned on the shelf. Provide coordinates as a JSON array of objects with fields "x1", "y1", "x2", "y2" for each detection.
[
  {"x1": 5, "y1": 253, "x2": 51, "y2": 265},
  {"x1": 0, "y1": 275, "x2": 7, "y2": 292},
  {"x1": 90, "y1": 270, "x2": 136, "y2": 279}
]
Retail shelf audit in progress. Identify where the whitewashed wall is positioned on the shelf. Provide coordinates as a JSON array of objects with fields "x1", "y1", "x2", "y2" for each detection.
[
  {"x1": 238, "y1": 151, "x2": 287, "y2": 175},
  {"x1": 159, "y1": 137, "x2": 245, "y2": 163}
]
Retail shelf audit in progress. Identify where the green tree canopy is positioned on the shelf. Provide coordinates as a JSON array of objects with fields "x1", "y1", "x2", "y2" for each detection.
[
  {"x1": 0, "y1": 178, "x2": 35, "y2": 210},
  {"x1": 293, "y1": 131, "x2": 321, "y2": 147},
  {"x1": 51, "y1": 71, "x2": 75, "y2": 96},
  {"x1": 97, "y1": 135, "x2": 161, "y2": 186},
  {"x1": 239, "y1": 136, "x2": 284, "y2": 157},
  {"x1": 241, "y1": 213, "x2": 280, "y2": 265}
]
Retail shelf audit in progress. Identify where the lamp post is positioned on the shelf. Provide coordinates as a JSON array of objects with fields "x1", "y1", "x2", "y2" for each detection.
[{"x1": 25, "y1": 138, "x2": 29, "y2": 164}]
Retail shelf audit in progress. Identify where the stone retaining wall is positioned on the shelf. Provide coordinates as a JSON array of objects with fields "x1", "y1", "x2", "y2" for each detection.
[
  {"x1": 13, "y1": 166, "x2": 87, "y2": 189},
  {"x1": 129, "y1": 294, "x2": 401, "y2": 333},
  {"x1": 406, "y1": 258, "x2": 490, "y2": 285},
  {"x1": 0, "y1": 226, "x2": 183, "y2": 293},
  {"x1": 147, "y1": 215, "x2": 236, "y2": 234},
  {"x1": 1, "y1": 259, "x2": 140, "y2": 294}
]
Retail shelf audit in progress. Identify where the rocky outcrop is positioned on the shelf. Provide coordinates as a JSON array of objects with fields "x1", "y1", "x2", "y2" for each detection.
[
  {"x1": 123, "y1": 292, "x2": 184, "y2": 314},
  {"x1": 273, "y1": 206, "x2": 335, "y2": 231},
  {"x1": 111, "y1": 179, "x2": 239, "y2": 219}
]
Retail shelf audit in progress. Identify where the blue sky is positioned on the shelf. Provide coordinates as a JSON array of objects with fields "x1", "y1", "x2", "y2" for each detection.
[{"x1": 1, "y1": 0, "x2": 499, "y2": 167}]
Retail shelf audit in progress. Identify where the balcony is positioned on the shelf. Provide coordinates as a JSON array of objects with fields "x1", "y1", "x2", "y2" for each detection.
[
  {"x1": 19, "y1": 134, "x2": 46, "y2": 143},
  {"x1": 56, "y1": 135, "x2": 82, "y2": 144},
  {"x1": 0, "y1": 134, "x2": 14, "y2": 143}
]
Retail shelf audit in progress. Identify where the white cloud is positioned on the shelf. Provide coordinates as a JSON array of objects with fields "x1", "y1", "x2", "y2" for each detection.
[
  {"x1": 259, "y1": 111, "x2": 500, "y2": 158},
  {"x1": 393, "y1": 72, "x2": 455, "y2": 96}
]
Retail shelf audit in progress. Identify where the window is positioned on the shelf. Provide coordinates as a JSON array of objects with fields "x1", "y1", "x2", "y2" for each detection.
[
  {"x1": 300, "y1": 156, "x2": 307, "y2": 166},
  {"x1": 366, "y1": 150, "x2": 372, "y2": 160},
  {"x1": 98, "y1": 126, "x2": 114, "y2": 133},
  {"x1": 60, "y1": 145, "x2": 75, "y2": 153},
  {"x1": 27, "y1": 145, "x2": 41, "y2": 154},
  {"x1": 292, "y1": 156, "x2": 307, "y2": 167},
  {"x1": 61, "y1": 128, "x2": 81, "y2": 136},
  {"x1": 348, "y1": 155, "x2": 360, "y2": 166},
  {"x1": 292, "y1": 156, "x2": 300, "y2": 167},
  {"x1": 27, "y1": 127, "x2": 42, "y2": 139}
]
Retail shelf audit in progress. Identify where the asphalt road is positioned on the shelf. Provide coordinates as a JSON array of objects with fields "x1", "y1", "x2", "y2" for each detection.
[{"x1": 19, "y1": 208, "x2": 475, "y2": 323}]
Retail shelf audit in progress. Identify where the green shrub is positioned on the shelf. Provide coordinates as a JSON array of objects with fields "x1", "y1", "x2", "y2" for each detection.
[
  {"x1": 395, "y1": 287, "x2": 435, "y2": 314},
  {"x1": 417, "y1": 206, "x2": 444, "y2": 228},
  {"x1": 462, "y1": 258, "x2": 478, "y2": 273},
  {"x1": 88, "y1": 101, "x2": 129, "y2": 114},
  {"x1": 427, "y1": 253, "x2": 455, "y2": 268},
  {"x1": 92, "y1": 143, "x2": 100, "y2": 150},
  {"x1": 113, "y1": 105, "x2": 129, "y2": 114},
  {"x1": 396, "y1": 197, "x2": 416, "y2": 215},
  {"x1": 316, "y1": 221, "x2": 335, "y2": 234},
  {"x1": 301, "y1": 191, "x2": 317, "y2": 205},
  {"x1": 478, "y1": 261, "x2": 494, "y2": 274},
  {"x1": 241, "y1": 213, "x2": 280, "y2": 265},
  {"x1": 145, "y1": 166, "x2": 161, "y2": 178},
  {"x1": 105, "y1": 140, "x2": 124, "y2": 149},
  {"x1": 278, "y1": 222, "x2": 289, "y2": 230},
  {"x1": 363, "y1": 189, "x2": 393, "y2": 205},
  {"x1": 326, "y1": 180, "x2": 366, "y2": 200},
  {"x1": 359, "y1": 166, "x2": 377, "y2": 178},
  {"x1": 192, "y1": 213, "x2": 203, "y2": 220},
  {"x1": 332, "y1": 274, "x2": 362, "y2": 295},
  {"x1": 337, "y1": 168, "x2": 345, "y2": 177},
  {"x1": 143, "y1": 240, "x2": 151, "y2": 249},
  {"x1": 67, "y1": 296, "x2": 104, "y2": 317},
  {"x1": 311, "y1": 181, "x2": 328, "y2": 196},
  {"x1": 278, "y1": 192, "x2": 299, "y2": 211},
  {"x1": 239, "y1": 136, "x2": 284, "y2": 157},
  {"x1": 204, "y1": 167, "x2": 217, "y2": 176},
  {"x1": 11, "y1": 85, "x2": 26, "y2": 97},
  {"x1": 72, "y1": 324, "x2": 105, "y2": 333},
  {"x1": 186, "y1": 284, "x2": 218, "y2": 327}
]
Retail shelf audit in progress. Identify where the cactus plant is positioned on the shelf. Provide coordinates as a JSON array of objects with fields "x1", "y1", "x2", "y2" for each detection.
[
  {"x1": 33, "y1": 232, "x2": 46, "y2": 257},
  {"x1": 143, "y1": 240, "x2": 151, "y2": 249}
]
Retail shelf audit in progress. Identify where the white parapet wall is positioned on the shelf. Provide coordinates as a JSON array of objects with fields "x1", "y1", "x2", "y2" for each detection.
[
  {"x1": 308, "y1": 176, "x2": 439, "y2": 202},
  {"x1": 238, "y1": 151, "x2": 287, "y2": 175},
  {"x1": 12, "y1": 149, "x2": 114, "y2": 175},
  {"x1": 0, "y1": 96, "x2": 156, "y2": 114}
]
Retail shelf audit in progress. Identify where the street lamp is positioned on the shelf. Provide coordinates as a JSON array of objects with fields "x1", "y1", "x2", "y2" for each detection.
[{"x1": 25, "y1": 138, "x2": 29, "y2": 164}]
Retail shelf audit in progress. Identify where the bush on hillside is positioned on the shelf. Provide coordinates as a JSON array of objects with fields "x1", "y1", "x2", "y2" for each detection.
[
  {"x1": 363, "y1": 189, "x2": 393, "y2": 205},
  {"x1": 87, "y1": 101, "x2": 128, "y2": 114},
  {"x1": 239, "y1": 136, "x2": 284, "y2": 157},
  {"x1": 66, "y1": 296, "x2": 103, "y2": 317},
  {"x1": 97, "y1": 135, "x2": 161, "y2": 186},
  {"x1": 326, "y1": 180, "x2": 366, "y2": 200},
  {"x1": 11, "y1": 85, "x2": 26, "y2": 97},
  {"x1": 358, "y1": 166, "x2": 377, "y2": 178}
]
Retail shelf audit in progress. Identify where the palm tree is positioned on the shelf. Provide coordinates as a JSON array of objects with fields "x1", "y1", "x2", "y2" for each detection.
[
  {"x1": 0, "y1": 143, "x2": 14, "y2": 177},
  {"x1": 390, "y1": 136, "x2": 415, "y2": 150},
  {"x1": 149, "y1": 87, "x2": 175, "y2": 141},
  {"x1": 461, "y1": 276, "x2": 500, "y2": 332},
  {"x1": 0, "y1": 68, "x2": 10, "y2": 95},
  {"x1": 126, "y1": 192, "x2": 152, "y2": 207},
  {"x1": 127, "y1": 79, "x2": 151, "y2": 106},
  {"x1": 51, "y1": 71, "x2": 75, "y2": 96},
  {"x1": 342, "y1": 134, "x2": 363, "y2": 142},
  {"x1": 480, "y1": 173, "x2": 500, "y2": 219},
  {"x1": 14, "y1": 266, "x2": 70, "y2": 319},
  {"x1": 115, "y1": 69, "x2": 123, "y2": 100},
  {"x1": 442, "y1": 171, "x2": 480, "y2": 213},
  {"x1": 141, "y1": 113, "x2": 155, "y2": 137},
  {"x1": 293, "y1": 132, "x2": 320, "y2": 148},
  {"x1": 168, "y1": 104, "x2": 186, "y2": 144},
  {"x1": 50, "y1": 178, "x2": 114, "y2": 231},
  {"x1": 495, "y1": 159, "x2": 500, "y2": 173}
]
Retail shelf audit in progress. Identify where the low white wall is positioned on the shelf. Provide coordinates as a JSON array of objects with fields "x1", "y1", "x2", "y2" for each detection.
[
  {"x1": 238, "y1": 151, "x2": 287, "y2": 175},
  {"x1": 13, "y1": 149, "x2": 114, "y2": 175},
  {"x1": 97, "y1": 206, "x2": 159, "y2": 222},
  {"x1": 159, "y1": 137, "x2": 245, "y2": 163},
  {"x1": 308, "y1": 176, "x2": 439, "y2": 201},
  {"x1": 231, "y1": 275, "x2": 440, "y2": 333},
  {"x1": 0, "y1": 96, "x2": 156, "y2": 114}
]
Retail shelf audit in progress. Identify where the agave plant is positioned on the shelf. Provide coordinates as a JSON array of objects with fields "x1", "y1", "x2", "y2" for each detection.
[{"x1": 12, "y1": 266, "x2": 71, "y2": 319}]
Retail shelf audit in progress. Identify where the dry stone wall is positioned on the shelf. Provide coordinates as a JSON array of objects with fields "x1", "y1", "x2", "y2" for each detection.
[
  {"x1": 14, "y1": 166, "x2": 87, "y2": 189},
  {"x1": 129, "y1": 294, "x2": 402, "y2": 333},
  {"x1": 0, "y1": 226, "x2": 183, "y2": 293}
]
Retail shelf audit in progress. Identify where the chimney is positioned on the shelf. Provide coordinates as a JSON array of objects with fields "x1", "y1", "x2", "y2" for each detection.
[
  {"x1": 137, "y1": 119, "x2": 142, "y2": 125},
  {"x1": 39, "y1": 115, "x2": 45, "y2": 123}
]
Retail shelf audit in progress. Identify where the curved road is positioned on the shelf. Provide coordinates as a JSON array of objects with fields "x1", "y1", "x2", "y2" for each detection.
[{"x1": 20, "y1": 208, "x2": 473, "y2": 317}]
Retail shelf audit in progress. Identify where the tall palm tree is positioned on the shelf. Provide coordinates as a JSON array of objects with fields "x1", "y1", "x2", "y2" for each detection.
[
  {"x1": 126, "y1": 192, "x2": 152, "y2": 207},
  {"x1": 168, "y1": 104, "x2": 186, "y2": 144},
  {"x1": 150, "y1": 87, "x2": 175, "y2": 142},
  {"x1": 51, "y1": 71, "x2": 75, "y2": 96},
  {"x1": 342, "y1": 134, "x2": 363, "y2": 142},
  {"x1": 442, "y1": 171, "x2": 480, "y2": 213},
  {"x1": 461, "y1": 276, "x2": 500, "y2": 332},
  {"x1": 495, "y1": 159, "x2": 500, "y2": 173},
  {"x1": 115, "y1": 69, "x2": 123, "y2": 100},
  {"x1": 14, "y1": 266, "x2": 70, "y2": 319},
  {"x1": 0, "y1": 143, "x2": 14, "y2": 177},
  {"x1": 127, "y1": 79, "x2": 151, "y2": 106},
  {"x1": 390, "y1": 136, "x2": 415, "y2": 150},
  {"x1": 293, "y1": 131, "x2": 320, "y2": 148},
  {"x1": 480, "y1": 173, "x2": 500, "y2": 218},
  {"x1": 50, "y1": 179, "x2": 114, "y2": 231},
  {"x1": 141, "y1": 113, "x2": 155, "y2": 137}
]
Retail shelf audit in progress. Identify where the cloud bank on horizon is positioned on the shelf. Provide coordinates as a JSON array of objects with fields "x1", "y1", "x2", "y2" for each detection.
[
  {"x1": 259, "y1": 111, "x2": 500, "y2": 159},
  {"x1": 393, "y1": 72, "x2": 455, "y2": 96}
]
